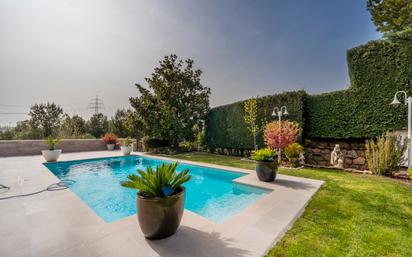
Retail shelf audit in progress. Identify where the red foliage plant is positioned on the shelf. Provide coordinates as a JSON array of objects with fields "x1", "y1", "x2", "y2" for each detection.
[
  {"x1": 102, "y1": 133, "x2": 118, "y2": 144},
  {"x1": 264, "y1": 121, "x2": 301, "y2": 150}
]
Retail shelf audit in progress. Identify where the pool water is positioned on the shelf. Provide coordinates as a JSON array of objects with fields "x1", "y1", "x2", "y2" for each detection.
[{"x1": 44, "y1": 156, "x2": 269, "y2": 223}]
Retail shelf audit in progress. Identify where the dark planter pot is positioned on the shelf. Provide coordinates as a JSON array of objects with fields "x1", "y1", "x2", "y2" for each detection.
[
  {"x1": 137, "y1": 186, "x2": 185, "y2": 240},
  {"x1": 256, "y1": 161, "x2": 277, "y2": 182}
]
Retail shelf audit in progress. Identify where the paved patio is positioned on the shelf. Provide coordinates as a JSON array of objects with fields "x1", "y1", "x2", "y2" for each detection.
[{"x1": 0, "y1": 151, "x2": 323, "y2": 257}]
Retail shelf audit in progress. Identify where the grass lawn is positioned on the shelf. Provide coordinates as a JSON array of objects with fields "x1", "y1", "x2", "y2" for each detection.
[{"x1": 158, "y1": 152, "x2": 412, "y2": 257}]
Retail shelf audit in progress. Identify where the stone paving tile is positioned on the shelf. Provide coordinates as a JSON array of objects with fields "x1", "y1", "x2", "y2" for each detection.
[{"x1": 0, "y1": 151, "x2": 323, "y2": 257}]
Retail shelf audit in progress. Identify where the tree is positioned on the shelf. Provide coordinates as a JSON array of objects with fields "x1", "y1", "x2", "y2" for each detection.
[
  {"x1": 244, "y1": 98, "x2": 259, "y2": 150},
  {"x1": 87, "y1": 113, "x2": 108, "y2": 138},
  {"x1": 125, "y1": 110, "x2": 143, "y2": 140},
  {"x1": 367, "y1": 0, "x2": 412, "y2": 32},
  {"x1": 109, "y1": 109, "x2": 130, "y2": 138},
  {"x1": 129, "y1": 54, "x2": 210, "y2": 147},
  {"x1": 59, "y1": 115, "x2": 87, "y2": 138},
  {"x1": 12, "y1": 120, "x2": 43, "y2": 139},
  {"x1": 29, "y1": 103, "x2": 64, "y2": 137}
]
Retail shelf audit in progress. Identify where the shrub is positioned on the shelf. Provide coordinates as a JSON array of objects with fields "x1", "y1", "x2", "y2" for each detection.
[
  {"x1": 45, "y1": 136, "x2": 60, "y2": 150},
  {"x1": 102, "y1": 133, "x2": 118, "y2": 145},
  {"x1": 195, "y1": 130, "x2": 206, "y2": 150},
  {"x1": 284, "y1": 143, "x2": 304, "y2": 166},
  {"x1": 365, "y1": 132, "x2": 408, "y2": 176},
  {"x1": 179, "y1": 141, "x2": 194, "y2": 152},
  {"x1": 408, "y1": 167, "x2": 412, "y2": 180},
  {"x1": 264, "y1": 121, "x2": 301, "y2": 151},
  {"x1": 251, "y1": 148, "x2": 277, "y2": 162},
  {"x1": 120, "y1": 162, "x2": 191, "y2": 197},
  {"x1": 141, "y1": 137, "x2": 170, "y2": 151}
]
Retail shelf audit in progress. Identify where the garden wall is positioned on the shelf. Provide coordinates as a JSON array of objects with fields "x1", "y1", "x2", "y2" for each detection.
[
  {"x1": 305, "y1": 138, "x2": 368, "y2": 170},
  {"x1": 0, "y1": 139, "x2": 107, "y2": 157}
]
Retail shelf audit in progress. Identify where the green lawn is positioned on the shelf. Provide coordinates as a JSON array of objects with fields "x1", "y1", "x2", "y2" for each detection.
[{"x1": 158, "y1": 152, "x2": 412, "y2": 257}]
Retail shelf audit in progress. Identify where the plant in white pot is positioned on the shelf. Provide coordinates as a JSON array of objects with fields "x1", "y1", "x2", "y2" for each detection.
[
  {"x1": 121, "y1": 137, "x2": 133, "y2": 155},
  {"x1": 102, "y1": 133, "x2": 118, "y2": 150},
  {"x1": 120, "y1": 162, "x2": 191, "y2": 239},
  {"x1": 41, "y1": 136, "x2": 62, "y2": 162}
]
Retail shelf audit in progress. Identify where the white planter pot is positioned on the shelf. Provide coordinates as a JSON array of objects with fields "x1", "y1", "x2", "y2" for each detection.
[
  {"x1": 106, "y1": 144, "x2": 115, "y2": 150},
  {"x1": 121, "y1": 145, "x2": 132, "y2": 155},
  {"x1": 42, "y1": 149, "x2": 62, "y2": 162}
]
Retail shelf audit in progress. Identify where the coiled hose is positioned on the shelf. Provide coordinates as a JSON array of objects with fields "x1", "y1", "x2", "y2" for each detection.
[{"x1": 0, "y1": 180, "x2": 74, "y2": 200}]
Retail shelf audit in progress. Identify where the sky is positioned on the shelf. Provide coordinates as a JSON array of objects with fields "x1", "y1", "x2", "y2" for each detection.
[{"x1": 0, "y1": 0, "x2": 380, "y2": 126}]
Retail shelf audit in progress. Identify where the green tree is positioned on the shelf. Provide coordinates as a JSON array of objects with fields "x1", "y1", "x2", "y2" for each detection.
[
  {"x1": 12, "y1": 120, "x2": 43, "y2": 139},
  {"x1": 29, "y1": 103, "x2": 64, "y2": 137},
  {"x1": 367, "y1": 0, "x2": 412, "y2": 32},
  {"x1": 129, "y1": 54, "x2": 210, "y2": 147},
  {"x1": 59, "y1": 115, "x2": 87, "y2": 138},
  {"x1": 87, "y1": 113, "x2": 108, "y2": 138},
  {"x1": 123, "y1": 111, "x2": 144, "y2": 142},
  {"x1": 244, "y1": 98, "x2": 259, "y2": 150},
  {"x1": 109, "y1": 109, "x2": 129, "y2": 138}
]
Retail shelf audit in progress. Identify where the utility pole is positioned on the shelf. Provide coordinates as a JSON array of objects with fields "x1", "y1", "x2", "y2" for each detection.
[{"x1": 88, "y1": 95, "x2": 105, "y2": 115}]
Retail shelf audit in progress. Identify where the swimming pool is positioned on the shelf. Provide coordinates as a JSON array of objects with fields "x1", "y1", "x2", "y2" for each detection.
[{"x1": 44, "y1": 155, "x2": 269, "y2": 223}]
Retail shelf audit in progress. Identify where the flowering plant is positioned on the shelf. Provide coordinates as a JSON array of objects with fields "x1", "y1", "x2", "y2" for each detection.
[
  {"x1": 284, "y1": 142, "x2": 304, "y2": 165},
  {"x1": 264, "y1": 121, "x2": 301, "y2": 151},
  {"x1": 102, "y1": 133, "x2": 118, "y2": 144}
]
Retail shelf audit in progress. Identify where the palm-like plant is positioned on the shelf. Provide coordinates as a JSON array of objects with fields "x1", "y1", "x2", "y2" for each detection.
[{"x1": 121, "y1": 162, "x2": 191, "y2": 197}]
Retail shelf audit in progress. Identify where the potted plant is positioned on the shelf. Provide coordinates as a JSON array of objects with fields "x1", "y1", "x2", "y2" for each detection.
[
  {"x1": 41, "y1": 136, "x2": 62, "y2": 162},
  {"x1": 102, "y1": 133, "x2": 118, "y2": 150},
  {"x1": 251, "y1": 148, "x2": 278, "y2": 182},
  {"x1": 121, "y1": 162, "x2": 191, "y2": 239},
  {"x1": 121, "y1": 137, "x2": 133, "y2": 155}
]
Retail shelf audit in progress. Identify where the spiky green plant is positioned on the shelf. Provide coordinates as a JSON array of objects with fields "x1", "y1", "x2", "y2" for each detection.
[
  {"x1": 120, "y1": 162, "x2": 191, "y2": 197},
  {"x1": 123, "y1": 137, "x2": 133, "y2": 146},
  {"x1": 365, "y1": 132, "x2": 408, "y2": 176},
  {"x1": 45, "y1": 136, "x2": 60, "y2": 150}
]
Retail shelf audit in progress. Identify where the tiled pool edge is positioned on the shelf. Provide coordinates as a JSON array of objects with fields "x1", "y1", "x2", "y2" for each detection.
[{"x1": 0, "y1": 151, "x2": 323, "y2": 257}]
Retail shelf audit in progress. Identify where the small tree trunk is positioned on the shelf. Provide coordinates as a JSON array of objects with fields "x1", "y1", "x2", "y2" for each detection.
[{"x1": 253, "y1": 132, "x2": 257, "y2": 150}]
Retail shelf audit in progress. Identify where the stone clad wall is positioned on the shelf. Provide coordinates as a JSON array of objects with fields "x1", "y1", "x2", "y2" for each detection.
[
  {"x1": 0, "y1": 139, "x2": 107, "y2": 157},
  {"x1": 305, "y1": 138, "x2": 368, "y2": 170}
]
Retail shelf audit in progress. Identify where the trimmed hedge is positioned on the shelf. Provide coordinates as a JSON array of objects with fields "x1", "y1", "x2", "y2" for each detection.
[
  {"x1": 206, "y1": 30, "x2": 412, "y2": 149},
  {"x1": 305, "y1": 30, "x2": 412, "y2": 138},
  {"x1": 205, "y1": 91, "x2": 306, "y2": 151}
]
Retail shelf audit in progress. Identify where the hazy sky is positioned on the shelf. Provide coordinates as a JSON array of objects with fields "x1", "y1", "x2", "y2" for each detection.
[{"x1": 0, "y1": 0, "x2": 380, "y2": 126}]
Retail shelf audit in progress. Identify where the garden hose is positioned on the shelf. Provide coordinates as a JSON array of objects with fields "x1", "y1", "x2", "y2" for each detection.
[{"x1": 0, "y1": 180, "x2": 74, "y2": 200}]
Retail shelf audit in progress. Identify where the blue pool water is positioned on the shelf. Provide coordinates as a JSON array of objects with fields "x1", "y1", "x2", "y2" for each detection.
[{"x1": 44, "y1": 156, "x2": 269, "y2": 223}]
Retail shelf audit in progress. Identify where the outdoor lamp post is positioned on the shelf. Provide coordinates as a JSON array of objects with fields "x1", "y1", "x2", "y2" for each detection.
[
  {"x1": 272, "y1": 106, "x2": 288, "y2": 162},
  {"x1": 390, "y1": 91, "x2": 412, "y2": 169}
]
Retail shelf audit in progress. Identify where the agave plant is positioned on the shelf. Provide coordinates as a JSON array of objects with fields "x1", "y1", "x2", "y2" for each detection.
[{"x1": 121, "y1": 162, "x2": 191, "y2": 197}]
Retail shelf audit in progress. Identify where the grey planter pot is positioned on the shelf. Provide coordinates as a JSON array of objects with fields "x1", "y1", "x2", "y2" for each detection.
[
  {"x1": 137, "y1": 186, "x2": 185, "y2": 240},
  {"x1": 256, "y1": 161, "x2": 277, "y2": 182}
]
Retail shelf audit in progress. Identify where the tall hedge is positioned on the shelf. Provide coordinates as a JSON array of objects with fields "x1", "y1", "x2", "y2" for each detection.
[
  {"x1": 305, "y1": 30, "x2": 412, "y2": 138},
  {"x1": 205, "y1": 91, "x2": 306, "y2": 151},
  {"x1": 206, "y1": 30, "x2": 412, "y2": 149}
]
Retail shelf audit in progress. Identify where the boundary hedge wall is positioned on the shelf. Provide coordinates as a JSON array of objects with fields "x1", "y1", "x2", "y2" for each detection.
[
  {"x1": 206, "y1": 30, "x2": 412, "y2": 150},
  {"x1": 305, "y1": 31, "x2": 412, "y2": 138},
  {"x1": 205, "y1": 91, "x2": 306, "y2": 151}
]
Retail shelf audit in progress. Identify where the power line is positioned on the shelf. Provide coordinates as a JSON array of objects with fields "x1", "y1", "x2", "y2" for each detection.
[
  {"x1": 88, "y1": 95, "x2": 105, "y2": 114},
  {"x1": 0, "y1": 104, "x2": 30, "y2": 107},
  {"x1": 0, "y1": 113, "x2": 27, "y2": 115}
]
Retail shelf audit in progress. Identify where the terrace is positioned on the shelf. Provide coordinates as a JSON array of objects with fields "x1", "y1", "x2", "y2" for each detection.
[{"x1": 0, "y1": 151, "x2": 322, "y2": 257}]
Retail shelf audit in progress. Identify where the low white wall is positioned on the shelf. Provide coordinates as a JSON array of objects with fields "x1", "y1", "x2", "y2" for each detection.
[{"x1": 0, "y1": 139, "x2": 107, "y2": 157}]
